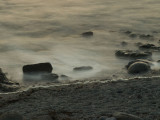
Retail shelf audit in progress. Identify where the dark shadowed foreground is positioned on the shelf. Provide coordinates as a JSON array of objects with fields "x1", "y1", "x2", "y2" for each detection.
[{"x1": 0, "y1": 77, "x2": 160, "y2": 120}]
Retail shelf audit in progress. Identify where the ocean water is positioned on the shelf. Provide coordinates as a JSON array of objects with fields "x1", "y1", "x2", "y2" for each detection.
[{"x1": 0, "y1": 0, "x2": 160, "y2": 83}]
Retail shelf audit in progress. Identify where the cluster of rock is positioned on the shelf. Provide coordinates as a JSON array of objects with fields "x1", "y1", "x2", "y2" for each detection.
[
  {"x1": 0, "y1": 68, "x2": 19, "y2": 92},
  {"x1": 124, "y1": 30, "x2": 154, "y2": 40},
  {"x1": 139, "y1": 43, "x2": 160, "y2": 51},
  {"x1": 23, "y1": 62, "x2": 93, "y2": 81},
  {"x1": 115, "y1": 50, "x2": 152, "y2": 58},
  {"x1": 115, "y1": 30, "x2": 160, "y2": 74}
]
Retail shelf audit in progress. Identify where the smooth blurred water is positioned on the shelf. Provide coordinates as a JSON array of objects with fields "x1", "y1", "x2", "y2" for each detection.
[{"x1": 0, "y1": 0, "x2": 160, "y2": 83}]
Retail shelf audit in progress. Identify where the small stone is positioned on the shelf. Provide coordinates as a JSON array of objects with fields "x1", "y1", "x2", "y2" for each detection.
[
  {"x1": 124, "y1": 31, "x2": 132, "y2": 34},
  {"x1": 121, "y1": 41, "x2": 128, "y2": 46},
  {"x1": 129, "y1": 34, "x2": 137, "y2": 38},
  {"x1": 82, "y1": 31, "x2": 93, "y2": 37},
  {"x1": 73, "y1": 66, "x2": 93, "y2": 71}
]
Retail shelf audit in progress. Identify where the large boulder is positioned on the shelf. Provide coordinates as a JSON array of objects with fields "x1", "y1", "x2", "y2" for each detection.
[
  {"x1": 126, "y1": 59, "x2": 152, "y2": 69},
  {"x1": 128, "y1": 62, "x2": 150, "y2": 74},
  {"x1": 113, "y1": 112, "x2": 142, "y2": 120},
  {"x1": 23, "y1": 62, "x2": 53, "y2": 74}
]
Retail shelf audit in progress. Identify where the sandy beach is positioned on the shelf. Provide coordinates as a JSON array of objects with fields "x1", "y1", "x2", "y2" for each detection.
[{"x1": 0, "y1": 76, "x2": 160, "y2": 120}]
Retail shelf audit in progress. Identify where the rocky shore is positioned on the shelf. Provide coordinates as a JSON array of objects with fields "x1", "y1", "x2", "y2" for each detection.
[{"x1": 0, "y1": 76, "x2": 160, "y2": 120}]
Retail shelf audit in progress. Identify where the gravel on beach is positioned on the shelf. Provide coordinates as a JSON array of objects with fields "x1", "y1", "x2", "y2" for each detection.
[{"x1": 0, "y1": 76, "x2": 160, "y2": 120}]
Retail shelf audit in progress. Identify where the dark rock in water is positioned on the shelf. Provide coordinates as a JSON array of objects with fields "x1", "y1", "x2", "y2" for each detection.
[
  {"x1": 115, "y1": 50, "x2": 152, "y2": 58},
  {"x1": 23, "y1": 62, "x2": 53, "y2": 74},
  {"x1": 82, "y1": 31, "x2": 93, "y2": 37},
  {"x1": 60, "y1": 75, "x2": 70, "y2": 80},
  {"x1": 126, "y1": 59, "x2": 152, "y2": 69},
  {"x1": 135, "y1": 42, "x2": 143, "y2": 46},
  {"x1": 139, "y1": 34, "x2": 154, "y2": 39},
  {"x1": 129, "y1": 33, "x2": 137, "y2": 38},
  {"x1": 139, "y1": 44, "x2": 160, "y2": 50},
  {"x1": 41, "y1": 73, "x2": 59, "y2": 81},
  {"x1": 128, "y1": 62, "x2": 150, "y2": 74},
  {"x1": 121, "y1": 41, "x2": 128, "y2": 46},
  {"x1": 124, "y1": 31, "x2": 132, "y2": 34},
  {"x1": 0, "y1": 112, "x2": 23, "y2": 120},
  {"x1": 73, "y1": 66, "x2": 93, "y2": 71},
  {"x1": 113, "y1": 112, "x2": 142, "y2": 120}
]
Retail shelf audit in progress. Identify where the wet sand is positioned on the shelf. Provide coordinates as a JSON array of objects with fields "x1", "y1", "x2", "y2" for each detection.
[{"x1": 0, "y1": 76, "x2": 160, "y2": 120}]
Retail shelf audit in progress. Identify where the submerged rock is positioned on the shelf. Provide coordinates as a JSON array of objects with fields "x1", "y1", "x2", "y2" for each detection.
[
  {"x1": 113, "y1": 112, "x2": 142, "y2": 120},
  {"x1": 115, "y1": 50, "x2": 152, "y2": 58},
  {"x1": 23, "y1": 62, "x2": 53, "y2": 74},
  {"x1": 73, "y1": 66, "x2": 93, "y2": 71},
  {"x1": 124, "y1": 31, "x2": 132, "y2": 34},
  {"x1": 121, "y1": 41, "x2": 128, "y2": 46},
  {"x1": 139, "y1": 34, "x2": 154, "y2": 40},
  {"x1": 41, "y1": 73, "x2": 59, "y2": 81},
  {"x1": 82, "y1": 31, "x2": 93, "y2": 37},
  {"x1": 127, "y1": 62, "x2": 150, "y2": 74},
  {"x1": 139, "y1": 44, "x2": 160, "y2": 50},
  {"x1": 129, "y1": 33, "x2": 137, "y2": 38}
]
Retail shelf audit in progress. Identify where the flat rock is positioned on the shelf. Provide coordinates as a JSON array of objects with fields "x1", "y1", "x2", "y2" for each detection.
[
  {"x1": 73, "y1": 66, "x2": 93, "y2": 71},
  {"x1": 23, "y1": 62, "x2": 53, "y2": 74},
  {"x1": 115, "y1": 50, "x2": 152, "y2": 58},
  {"x1": 82, "y1": 31, "x2": 93, "y2": 37},
  {"x1": 113, "y1": 112, "x2": 142, "y2": 120}
]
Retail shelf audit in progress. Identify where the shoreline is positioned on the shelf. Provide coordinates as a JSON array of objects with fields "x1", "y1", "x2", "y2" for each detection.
[{"x1": 0, "y1": 76, "x2": 160, "y2": 120}]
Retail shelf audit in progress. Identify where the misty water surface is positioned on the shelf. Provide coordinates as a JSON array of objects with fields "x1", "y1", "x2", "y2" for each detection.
[{"x1": 0, "y1": 0, "x2": 160, "y2": 83}]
